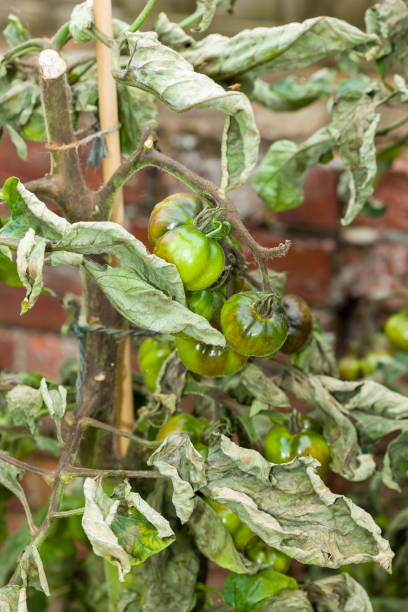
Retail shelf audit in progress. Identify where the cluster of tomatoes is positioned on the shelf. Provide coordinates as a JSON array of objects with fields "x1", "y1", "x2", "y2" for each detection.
[
  {"x1": 139, "y1": 192, "x2": 314, "y2": 385},
  {"x1": 338, "y1": 309, "x2": 408, "y2": 381}
]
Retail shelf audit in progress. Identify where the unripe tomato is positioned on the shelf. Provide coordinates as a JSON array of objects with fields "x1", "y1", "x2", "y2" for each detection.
[
  {"x1": 264, "y1": 424, "x2": 330, "y2": 477},
  {"x1": 154, "y1": 226, "x2": 225, "y2": 291},
  {"x1": 138, "y1": 337, "x2": 173, "y2": 392},
  {"x1": 246, "y1": 539, "x2": 291, "y2": 573},
  {"x1": 206, "y1": 499, "x2": 242, "y2": 535},
  {"x1": 297, "y1": 414, "x2": 322, "y2": 433},
  {"x1": 156, "y1": 413, "x2": 205, "y2": 444},
  {"x1": 360, "y1": 349, "x2": 392, "y2": 375},
  {"x1": 186, "y1": 289, "x2": 225, "y2": 326},
  {"x1": 233, "y1": 522, "x2": 258, "y2": 551},
  {"x1": 175, "y1": 337, "x2": 247, "y2": 377},
  {"x1": 194, "y1": 441, "x2": 209, "y2": 458},
  {"x1": 338, "y1": 354, "x2": 362, "y2": 381},
  {"x1": 148, "y1": 192, "x2": 211, "y2": 246},
  {"x1": 220, "y1": 292, "x2": 289, "y2": 357},
  {"x1": 280, "y1": 294, "x2": 313, "y2": 354},
  {"x1": 385, "y1": 311, "x2": 408, "y2": 352}
]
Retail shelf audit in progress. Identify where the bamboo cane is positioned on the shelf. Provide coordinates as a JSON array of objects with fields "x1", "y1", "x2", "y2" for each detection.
[{"x1": 94, "y1": 0, "x2": 133, "y2": 455}]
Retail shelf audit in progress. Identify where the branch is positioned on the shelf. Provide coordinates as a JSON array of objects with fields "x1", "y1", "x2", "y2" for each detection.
[
  {"x1": 65, "y1": 466, "x2": 163, "y2": 478},
  {"x1": 79, "y1": 416, "x2": 161, "y2": 449},
  {"x1": 39, "y1": 50, "x2": 93, "y2": 221},
  {"x1": 0, "y1": 451, "x2": 54, "y2": 478},
  {"x1": 95, "y1": 124, "x2": 291, "y2": 267}
]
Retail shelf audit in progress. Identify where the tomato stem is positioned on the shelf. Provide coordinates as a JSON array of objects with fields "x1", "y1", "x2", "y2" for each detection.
[{"x1": 253, "y1": 293, "x2": 278, "y2": 319}]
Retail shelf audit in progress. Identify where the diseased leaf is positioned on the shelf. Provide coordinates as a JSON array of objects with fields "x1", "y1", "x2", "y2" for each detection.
[
  {"x1": 252, "y1": 69, "x2": 336, "y2": 112},
  {"x1": 149, "y1": 433, "x2": 393, "y2": 571},
  {"x1": 365, "y1": 0, "x2": 408, "y2": 75},
  {"x1": 155, "y1": 12, "x2": 196, "y2": 50},
  {"x1": 223, "y1": 571, "x2": 298, "y2": 612},
  {"x1": 19, "y1": 544, "x2": 49, "y2": 596},
  {"x1": 287, "y1": 372, "x2": 376, "y2": 481},
  {"x1": 3, "y1": 15, "x2": 30, "y2": 48},
  {"x1": 142, "y1": 533, "x2": 200, "y2": 612},
  {"x1": 181, "y1": 17, "x2": 378, "y2": 80},
  {"x1": 239, "y1": 363, "x2": 290, "y2": 408},
  {"x1": 5, "y1": 384, "x2": 43, "y2": 433},
  {"x1": 188, "y1": 496, "x2": 259, "y2": 573},
  {"x1": 329, "y1": 91, "x2": 381, "y2": 225},
  {"x1": 194, "y1": 0, "x2": 217, "y2": 33},
  {"x1": 252, "y1": 127, "x2": 334, "y2": 212},
  {"x1": 116, "y1": 31, "x2": 259, "y2": 191},
  {"x1": 39, "y1": 378, "x2": 66, "y2": 444},
  {"x1": 254, "y1": 588, "x2": 313, "y2": 612},
  {"x1": 16, "y1": 229, "x2": 47, "y2": 314},
  {"x1": 382, "y1": 429, "x2": 408, "y2": 492},
  {"x1": 82, "y1": 478, "x2": 174, "y2": 582},
  {"x1": 0, "y1": 585, "x2": 22, "y2": 612},
  {"x1": 69, "y1": 0, "x2": 94, "y2": 43},
  {"x1": 117, "y1": 84, "x2": 157, "y2": 157},
  {"x1": 305, "y1": 572, "x2": 373, "y2": 612},
  {"x1": 6, "y1": 124, "x2": 27, "y2": 161},
  {"x1": 84, "y1": 259, "x2": 226, "y2": 346},
  {"x1": 292, "y1": 330, "x2": 338, "y2": 377},
  {"x1": 148, "y1": 433, "x2": 206, "y2": 523},
  {"x1": 56, "y1": 221, "x2": 186, "y2": 304}
]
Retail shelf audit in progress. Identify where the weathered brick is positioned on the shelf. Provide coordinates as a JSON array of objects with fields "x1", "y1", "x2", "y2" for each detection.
[
  {"x1": 23, "y1": 332, "x2": 64, "y2": 380},
  {"x1": 0, "y1": 328, "x2": 16, "y2": 370},
  {"x1": 0, "y1": 286, "x2": 67, "y2": 332}
]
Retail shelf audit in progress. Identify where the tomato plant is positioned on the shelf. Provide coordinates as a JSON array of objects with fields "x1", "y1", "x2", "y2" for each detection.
[{"x1": 1, "y1": 0, "x2": 408, "y2": 610}]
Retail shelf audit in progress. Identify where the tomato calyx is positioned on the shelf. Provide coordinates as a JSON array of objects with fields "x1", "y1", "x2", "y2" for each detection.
[{"x1": 252, "y1": 293, "x2": 280, "y2": 320}]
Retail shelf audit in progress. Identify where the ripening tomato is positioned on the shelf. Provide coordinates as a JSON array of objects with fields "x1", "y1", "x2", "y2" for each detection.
[
  {"x1": 360, "y1": 349, "x2": 392, "y2": 375},
  {"x1": 385, "y1": 311, "x2": 408, "y2": 352},
  {"x1": 338, "y1": 354, "x2": 362, "y2": 381},
  {"x1": 220, "y1": 292, "x2": 289, "y2": 357},
  {"x1": 138, "y1": 337, "x2": 173, "y2": 392},
  {"x1": 154, "y1": 226, "x2": 225, "y2": 291},
  {"x1": 148, "y1": 192, "x2": 211, "y2": 246},
  {"x1": 264, "y1": 424, "x2": 330, "y2": 477},
  {"x1": 175, "y1": 337, "x2": 247, "y2": 377},
  {"x1": 280, "y1": 294, "x2": 313, "y2": 354},
  {"x1": 156, "y1": 413, "x2": 206, "y2": 444},
  {"x1": 246, "y1": 539, "x2": 291, "y2": 573}
]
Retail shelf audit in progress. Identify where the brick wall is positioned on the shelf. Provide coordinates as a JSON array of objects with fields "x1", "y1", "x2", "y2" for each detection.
[{"x1": 1, "y1": 101, "x2": 408, "y2": 380}]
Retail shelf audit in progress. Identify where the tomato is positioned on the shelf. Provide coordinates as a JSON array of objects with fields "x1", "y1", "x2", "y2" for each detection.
[
  {"x1": 206, "y1": 499, "x2": 242, "y2": 535},
  {"x1": 338, "y1": 354, "x2": 362, "y2": 381},
  {"x1": 154, "y1": 225, "x2": 225, "y2": 291},
  {"x1": 186, "y1": 288, "x2": 225, "y2": 325},
  {"x1": 360, "y1": 349, "x2": 392, "y2": 375},
  {"x1": 194, "y1": 441, "x2": 209, "y2": 458},
  {"x1": 385, "y1": 311, "x2": 408, "y2": 352},
  {"x1": 297, "y1": 414, "x2": 322, "y2": 433},
  {"x1": 175, "y1": 336, "x2": 247, "y2": 377},
  {"x1": 138, "y1": 337, "x2": 173, "y2": 392},
  {"x1": 156, "y1": 413, "x2": 205, "y2": 444},
  {"x1": 220, "y1": 292, "x2": 289, "y2": 357},
  {"x1": 233, "y1": 523, "x2": 258, "y2": 551},
  {"x1": 246, "y1": 539, "x2": 291, "y2": 573},
  {"x1": 280, "y1": 294, "x2": 313, "y2": 354},
  {"x1": 264, "y1": 424, "x2": 330, "y2": 477},
  {"x1": 148, "y1": 192, "x2": 211, "y2": 246}
]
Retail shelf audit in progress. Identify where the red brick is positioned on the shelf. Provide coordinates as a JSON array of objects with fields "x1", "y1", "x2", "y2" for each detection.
[
  {"x1": 0, "y1": 286, "x2": 67, "y2": 332},
  {"x1": 0, "y1": 328, "x2": 16, "y2": 370},
  {"x1": 0, "y1": 131, "x2": 49, "y2": 184},
  {"x1": 279, "y1": 166, "x2": 339, "y2": 230},
  {"x1": 248, "y1": 230, "x2": 335, "y2": 306},
  {"x1": 23, "y1": 332, "x2": 64, "y2": 380}
]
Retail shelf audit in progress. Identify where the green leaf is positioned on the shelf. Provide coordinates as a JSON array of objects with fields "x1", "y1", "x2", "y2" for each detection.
[
  {"x1": 181, "y1": 17, "x2": 378, "y2": 81},
  {"x1": 6, "y1": 123, "x2": 27, "y2": 160},
  {"x1": 117, "y1": 83, "x2": 157, "y2": 157},
  {"x1": 252, "y1": 127, "x2": 334, "y2": 212},
  {"x1": 305, "y1": 572, "x2": 373, "y2": 612},
  {"x1": 142, "y1": 533, "x2": 200, "y2": 612},
  {"x1": 56, "y1": 221, "x2": 186, "y2": 305},
  {"x1": 223, "y1": 570, "x2": 298, "y2": 612},
  {"x1": 69, "y1": 0, "x2": 94, "y2": 43},
  {"x1": 329, "y1": 91, "x2": 381, "y2": 225},
  {"x1": 2, "y1": 177, "x2": 27, "y2": 217},
  {"x1": 0, "y1": 585, "x2": 22, "y2": 611},
  {"x1": 5, "y1": 384, "x2": 43, "y2": 434},
  {"x1": 3, "y1": 15, "x2": 30, "y2": 48},
  {"x1": 0, "y1": 80, "x2": 36, "y2": 130},
  {"x1": 252, "y1": 69, "x2": 336, "y2": 112},
  {"x1": 81, "y1": 478, "x2": 174, "y2": 582},
  {"x1": 0, "y1": 521, "x2": 31, "y2": 586},
  {"x1": 149, "y1": 433, "x2": 393, "y2": 571},
  {"x1": 0, "y1": 246, "x2": 23, "y2": 288},
  {"x1": 188, "y1": 496, "x2": 259, "y2": 573},
  {"x1": 117, "y1": 31, "x2": 259, "y2": 191},
  {"x1": 84, "y1": 259, "x2": 226, "y2": 346}
]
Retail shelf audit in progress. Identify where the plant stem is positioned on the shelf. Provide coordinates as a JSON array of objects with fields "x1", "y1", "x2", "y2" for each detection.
[
  {"x1": 129, "y1": 0, "x2": 158, "y2": 32},
  {"x1": 50, "y1": 508, "x2": 85, "y2": 518},
  {"x1": 1, "y1": 39, "x2": 48, "y2": 63},
  {"x1": 53, "y1": 23, "x2": 71, "y2": 50},
  {"x1": 0, "y1": 451, "x2": 54, "y2": 478},
  {"x1": 66, "y1": 466, "x2": 163, "y2": 478},
  {"x1": 376, "y1": 112, "x2": 408, "y2": 136},
  {"x1": 178, "y1": 7, "x2": 204, "y2": 29},
  {"x1": 79, "y1": 416, "x2": 161, "y2": 448}
]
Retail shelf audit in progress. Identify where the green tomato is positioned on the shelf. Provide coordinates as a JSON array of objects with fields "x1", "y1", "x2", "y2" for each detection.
[
  {"x1": 338, "y1": 354, "x2": 362, "y2": 381},
  {"x1": 360, "y1": 349, "x2": 392, "y2": 375},
  {"x1": 233, "y1": 523, "x2": 258, "y2": 552},
  {"x1": 206, "y1": 499, "x2": 242, "y2": 535},
  {"x1": 220, "y1": 292, "x2": 289, "y2": 357},
  {"x1": 154, "y1": 225, "x2": 225, "y2": 291},
  {"x1": 138, "y1": 337, "x2": 173, "y2": 392},
  {"x1": 246, "y1": 539, "x2": 291, "y2": 573},
  {"x1": 280, "y1": 294, "x2": 313, "y2": 354},
  {"x1": 156, "y1": 413, "x2": 205, "y2": 444},
  {"x1": 264, "y1": 424, "x2": 330, "y2": 477},
  {"x1": 175, "y1": 336, "x2": 247, "y2": 377},
  {"x1": 187, "y1": 289, "x2": 215, "y2": 321},
  {"x1": 385, "y1": 311, "x2": 408, "y2": 352},
  {"x1": 148, "y1": 192, "x2": 211, "y2": 246},
  {"x1": 194, "y1": 442, "x2": 209, "y2": 458}
]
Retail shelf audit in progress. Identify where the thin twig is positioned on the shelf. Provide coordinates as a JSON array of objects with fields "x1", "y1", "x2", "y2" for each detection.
[
  {"x1": 79, "y1": 416, "x2": 161, "y2": 448},
  {"x1": 0, "y1": 451, "x2": 55, "y2": 478},
  {"x1": 66, "y1": 466, "x2": 163, "y2": 478},
  {"x1": 47, "y1": 122, "x2": 121, "y2": 152}
]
